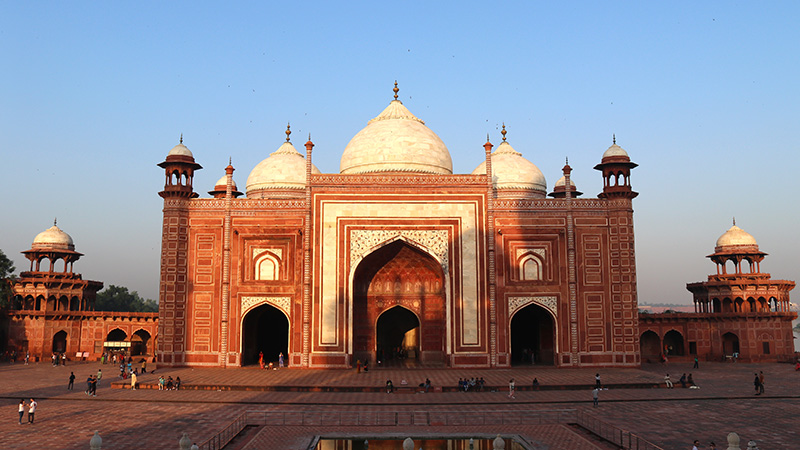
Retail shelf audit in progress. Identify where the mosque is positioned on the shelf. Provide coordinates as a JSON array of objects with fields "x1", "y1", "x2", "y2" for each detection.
[{"x1": 155, "y1": 84, "x2": 642, "y2": 369}]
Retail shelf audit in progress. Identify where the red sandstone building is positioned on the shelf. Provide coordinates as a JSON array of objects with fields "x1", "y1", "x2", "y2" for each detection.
[
  {"x1": 639, "y1": 223, "x2": 796, "y2": 363},
  {"x1": 155, "y1": 86, "x2": 641, "y2": 369},
  {"x1": 3, "y1": 222, "x2": 158, "y2": 360}
]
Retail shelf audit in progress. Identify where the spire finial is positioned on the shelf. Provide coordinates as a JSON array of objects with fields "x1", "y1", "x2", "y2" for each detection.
[
  {"x1": 285, "y1": 122, "x2": 291, "y2": 142},
  {"x1": 180, "y1": 133, "x2": 183, "y2": 144},
  {"x1": 54, "y1": 217, "x2": 57, "y2": 226},
  {"x1": 733, "y1": 217, "x2": 736, "y2": 226},
  {"x1": 566, "y1": 156, "x2": 569, "y2": 165},
  {"x1": 612, "y1": 134, "x2": 616, "y2": 145},
  {"x1": 486, "y1": 133, "x2": 490, "y2": 143},
  {"x1": 501, "y1": 123, "x2": 507, "y2": 142},
  {"x1": 393, "y1": 81, "x2": 399, "y2": 101},
  {"x1": 229, "y1": 157, "x2": 232, "y2": 165}
]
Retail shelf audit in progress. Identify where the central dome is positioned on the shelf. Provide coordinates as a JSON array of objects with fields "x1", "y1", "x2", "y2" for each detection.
[
  {"x1": 715, "y1": 224, "x2": 758, "y2": 252},
  {"x1": 340, "y1": 97, "x2": 452, "y2": 175}
]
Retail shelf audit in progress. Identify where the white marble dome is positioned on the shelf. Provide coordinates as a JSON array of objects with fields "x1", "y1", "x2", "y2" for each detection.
[
  {"x1": 472, "y1": 141, "x2": 547, "y2": 194},
  {"x1": 340, "y1": 100, "x2": 453, "y2": 175},
  {"x1": 168, "y1": 142, "x2": 194, "y2": 158},
  {"x1": 213, "y1": 175, "x2": 238, "y2": 191},
  {"x1": 602, "y1": 143, "x2": 629, "y2": 160},
  {"x1": 32, "y1": 223, "x2": 75, "y2": 251},
  {"x1": 715, "y1": 224, "x2": 758, "y2": 251},
  {"x1": 246, "y1": 141, "x2": 321, "y2": 196},
  {"x1": 554, "y1": 175, "x2": 576, "y2": 188}
]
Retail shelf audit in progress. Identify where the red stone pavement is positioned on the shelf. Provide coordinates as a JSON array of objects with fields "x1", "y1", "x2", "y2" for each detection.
[{"x1": 1, "y1": 360, "x2": 799, "y2": 449}]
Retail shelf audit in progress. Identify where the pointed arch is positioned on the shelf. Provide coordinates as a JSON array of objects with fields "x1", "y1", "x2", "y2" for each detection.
[{"x1": 254, "y1": 251, "x2": 281, "y2": 281}]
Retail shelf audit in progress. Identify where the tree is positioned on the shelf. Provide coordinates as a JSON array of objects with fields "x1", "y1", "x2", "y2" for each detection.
[
  {"x1": 0, "y1": 249, "x2": 16, "y2": 309},
  {"x1": 95, "y1": 285, "x2": 158, "y2": 312}
]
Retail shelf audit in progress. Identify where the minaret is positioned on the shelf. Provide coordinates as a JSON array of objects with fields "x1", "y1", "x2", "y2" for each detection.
[
  {"x1": 594, "y1": 135, "x2": 638, "y2": 200},
  {"x1": 156, "y1": 136, "x2": 202, "y2": 367}
]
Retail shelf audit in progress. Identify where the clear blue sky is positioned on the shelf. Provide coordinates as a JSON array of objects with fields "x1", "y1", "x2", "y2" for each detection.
[{"x1": 1, "y1": 2, "x2": 798, "y2": 304}]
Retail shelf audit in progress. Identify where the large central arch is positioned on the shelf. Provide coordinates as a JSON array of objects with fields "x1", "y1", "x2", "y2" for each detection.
[{"x1": 352, "y1": 240, "x2": 446, "y2": 366}]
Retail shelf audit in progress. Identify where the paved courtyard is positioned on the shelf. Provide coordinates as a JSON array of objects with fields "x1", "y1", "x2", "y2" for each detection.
[{"x1": 1, "y1": 360, "x2": 798, "y2": 449}]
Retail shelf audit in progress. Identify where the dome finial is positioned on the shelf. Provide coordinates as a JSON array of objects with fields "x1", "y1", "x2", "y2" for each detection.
[
  {"x1": 54, "y1": 217, "x2": 57, "y2": 226},
  {"x1": 229, "y1": 157, "x2": 232, "y2": 165},
  {"x1": 393, "y1": 80, "x2": 399, "y2": 101},
  {"x1": 501, "y1": 123, "x2": 507, "y2": 142},
  {"x1": 180, "y1": 133, "x2": 183, "y2": 144},
  {"x1": 486, "y1": 133, "x2": 490, "y2": 143},
  {"x1": 733, "y1": 216, "x2": 736, "y2": 226},
  {"x1": 566, "y1": 156, "x2": 569, "y2": 165},
  {"x1": 285, "y1": 122, "x2": 291, "y2": 142},
  {"x1": 612, "y1": 133, "x2": 616, "y2": 145}
]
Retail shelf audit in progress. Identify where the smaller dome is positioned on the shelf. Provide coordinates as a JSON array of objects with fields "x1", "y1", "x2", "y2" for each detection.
[
  {"x1": 246, "y1": 140, "x2": 321, "y2": 197},
  {"x1": 715, "y1": 224, "x2": 758, "y2": 251},
  {"x1": 602, "y1": 143, "x2": 629, "y2": 159},
  {"x1": 472, "y1": 139, "x2": 547, "y2": 197},
  {"x1": 168, "y1": 142, "x2": 193, "y2": 158},
  {"x1": 32, "y1": 222, "x2": 75, "y2": 251},
  {"x1": 554, "y1": 175, "x2": 576, "y2": 188},
  {"x1": 213, "y1": 175, "x2": 238, "y2": 191}
]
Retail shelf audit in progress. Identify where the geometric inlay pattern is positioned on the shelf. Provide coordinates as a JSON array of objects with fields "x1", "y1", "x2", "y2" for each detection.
[
  {"x1": 350, "y1": 229, "x2": 449, "y2": 273},
  {"x1": 508, "y1": 296, "x2": 558, "y2": 319},
  {"x1": 240, "y1": 296, "x2": 291, "y2": 318}
]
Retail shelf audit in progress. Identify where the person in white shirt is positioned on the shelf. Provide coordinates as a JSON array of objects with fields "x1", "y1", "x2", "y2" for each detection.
[
  {"x1": 18, "y1": 399, "x2": 25, "y2": 425},
  {"x1": 27, "y1": 398, "x2": 37, "y2": 424}
]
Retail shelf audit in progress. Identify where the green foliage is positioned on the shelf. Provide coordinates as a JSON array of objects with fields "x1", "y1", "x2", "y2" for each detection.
[
  {"x1": 95, "y1": 285, "x2": 158, "y2": 312},
  {"x1": 0, "y1": 249, "x2": 16, "y2": 308}
]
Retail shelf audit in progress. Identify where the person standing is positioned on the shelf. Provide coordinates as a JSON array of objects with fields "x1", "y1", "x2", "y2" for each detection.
[
  {"x1": 97, "y1": 369, "x2": 103, "y2": 382},
  {"x1": 692, "y1": 440, "x2": 700, "y2": 450},
  {"x1": 508, "y1": 379, "x2": 516, "y2": 399},
  {"x1": 758, "y1": 371, "x2": 765, "y2": 394},
  {"x1": 594, "y1": 373, "x2": 601, "y2": 388},
  {"x1": 18, "y1": 399, "x2": 25, "y2": 425},
  {"x1": 753, "y1": 373, "x2": 761, "y2": 395},
  {"x1": 27, "y1": 398, "x2": 37, "y2": 424},
  {"x1": 592, "y1": 387, "x2": 599, "y2": 407},
  {"x1": 68, "y1": 372, "x2": 75, "y2": 390},
  {"x1": 131, "y1": 372, "x2": 138, "y2": 390},
  {"x1": 278, "y1": 352, "x2": 285, "y2": 368},
  {"x1": 258, "y1": 351, "x2": 264, "y2": 369},
  {"x1": 90, "y1": 375, "x2": 97, "y2": 396},
  {"x1": 142, "y1": 360, "x2": 147, "y2": 374}
]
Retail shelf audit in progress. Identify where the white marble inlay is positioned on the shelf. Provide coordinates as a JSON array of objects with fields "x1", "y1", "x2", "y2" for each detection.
[
  {"x1": 508, "y1": 296, "x2": 558, "y2": 318},
  {"x1": 241, "y1": 296, "x2": 291, "y2": 317}
]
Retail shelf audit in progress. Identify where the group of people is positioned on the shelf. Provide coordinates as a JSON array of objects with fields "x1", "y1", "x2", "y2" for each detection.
[
  {"x1": 664, "y1": 373, "x2": 696, "y2": 388},
  {"x1": 50, "y1": 353, "x2": 67, "y2": 366},
  {"x1": 258, "y1": 351, "x2": 285, "y2": 370},
  {"x1": 17, "y1": 398, "x2": 37, "y2": 424},
  {"x1": 457, "y1": 377, "x2": 486, "y2": 392},
  {"x1": 158, "y1": 375, "x2": 181, "y2": 390},
  {"x1": 753, "y1": 371, "x2": 765, "y2": 395}
]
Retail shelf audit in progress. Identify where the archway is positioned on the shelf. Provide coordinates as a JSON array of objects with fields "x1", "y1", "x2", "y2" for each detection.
[
  {"x1": 52, "y1": 330, "x2": 67, "y2": 353},
  {"x1": 105, "y1": 328, "x2": 128, "y2": 356},
  {"x1": 131, "y1": 330, "x2": 151, "y2": 356},
  {"x1": 510, "y1": 304, "x2": 555, "y2": 365},
  {"x1": 663, "y1": 330, "x2": 685, "y2": 356},
  {"x1": 352, "y1": 240, "x2": 446, "y2": 366},
  {"x1": 640, "y1": 330, "x2": 661, "y2": 362},
  {"x1": 376, "y1": 306, "x2": 420, "y2": 365},
  {"x1": 722, "y1": 332, "x2": 740, "y2": 356},
  {"x1": 241, "y1": 304, "x2": 289, "y2": 366}
]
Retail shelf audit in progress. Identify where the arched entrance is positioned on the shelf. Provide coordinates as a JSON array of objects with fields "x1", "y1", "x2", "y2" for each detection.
[
  {"x1": 376, "y1": 306, "x2": 420, "y2": 364},
  {"x1": 510, "y1": 304, "x2": 555, "y2": 365},
  {"x1": 105, "y1": 328, "x2": 128, "y2": 357},
  {"x1": 640, "y1": 330, "x2": 661, "y2": 362},
  {"x1": 352, "y1": 240, "x2": 446, "y2": 366},
  {"x1": 722, "y1": 332, "x2": 740, "y2": 356},
  {"x1": 663, "y1": 330, "x2": 685, "y2": 356},
  {"x1": 52, "y1": 330, "x2": 67, "y2": 353},
  {"x1": 131, "y1": 330, "x2": 151, "y2": 356},
  {"x1": 241, "y1": 304, "x2": 289, "y2": 366}
]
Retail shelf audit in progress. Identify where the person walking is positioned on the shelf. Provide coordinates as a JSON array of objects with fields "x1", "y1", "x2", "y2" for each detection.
[
  {"x1": 758, "y1": 371, "x2": 765, "y2": 394},
  {"x1": 142, "y1": 360, "x2": 147, "y2": 374},
  {"x1": 592, "y1": 387, "x2": 599, "y2": 407},
  {"x1": 753, "y1": 373, "x2": 761, "y2": 395},
  {"x1": 594, "y1": 373, "x2": 601, "y2": 388},
  {"x1": 508, "y1": 379, "x2": 516, "y2": 399},
  {"x1": 27, "y1": 398, "x2": 37, "y2": 424},
  {"x1": 693, "y1": 357, "x2": 699, "y2": 369},
  {"x1": 68, "y1": 372, "x2": 75, "y2": 390},
  {"x1": 664, "y1": 373, "x2": 673, "y2": 388},
  {"x1": 692, "y1": 440, "x2": 700, "y2": 450},
  {"x1": 18, "y1": 399, "x2": 25, "y2": 425},
  {"x1": 97, "y1": 369, "x2": 103, "y2": 382}
]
